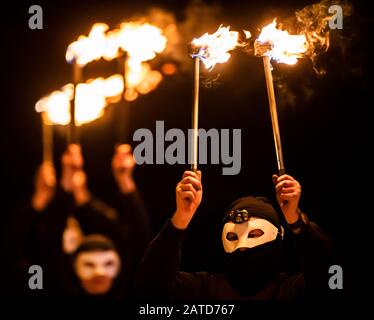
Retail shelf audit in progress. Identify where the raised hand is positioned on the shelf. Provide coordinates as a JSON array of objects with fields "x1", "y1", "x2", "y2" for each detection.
[
  {"x1": 31, "y1": 161, "x2": 56, "y2": 212},
  {"x1": 272, "y1": 174, "x2": 301, "y2": 224},
  {"x1": 171, "y1": 170, "x2": 202, "y2": 230},
  {"x1": 112, "y1": 144, "x2": 136, "y2": 194}
]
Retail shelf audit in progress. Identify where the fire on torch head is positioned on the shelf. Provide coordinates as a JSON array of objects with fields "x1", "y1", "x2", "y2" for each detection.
[
  {"x1": 188, "y1": 43, "x2": 204, "y2": 57},
  {"x1": 254, "y1": 40, "x2": 273, "y2": 57}
]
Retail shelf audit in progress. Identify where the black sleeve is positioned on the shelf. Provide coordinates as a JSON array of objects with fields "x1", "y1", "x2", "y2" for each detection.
[
  {"x1": 135, "y1": 220, "x2": 209, "y2": 300},
  {"x1": 280, "y1": 217, "x2": 335, "y2": 299}
]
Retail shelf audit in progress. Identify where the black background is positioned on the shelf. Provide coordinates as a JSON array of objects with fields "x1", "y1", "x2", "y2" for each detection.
[{"x1": 1, "y1": 0, "x2": 370, "y2": 301}]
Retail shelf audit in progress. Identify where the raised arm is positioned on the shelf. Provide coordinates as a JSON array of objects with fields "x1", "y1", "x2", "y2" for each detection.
[
  {"x1": 135, "y1": 170, "x2": 203, "y2": 299},
  {"x1": 272, "y1": 174, "x2": 335, "y2": 298}
]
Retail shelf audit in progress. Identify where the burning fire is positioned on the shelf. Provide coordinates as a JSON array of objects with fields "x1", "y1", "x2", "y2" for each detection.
[
  {"x1": 66, "y1": 23, "x2": 120, "y2": 66},
  {"x1": 117, "y1": 22, "x2": 167, "y2": 62},
  {"x1": 124, "y1": 62, "x2": 163, "y2": 101},
  {"x1": 66, "y1": 21, "x2": 168, "y2": 101},
  {"x1": 256, "y1": 19, "x2": 307, "y2": 65},
  {"x1": 36, "y1": 85, "x2": 73, "y2": 125},
  {"x1": 35, "y1": 75, "x2": 124, "y2": 126},
  {"x1": 191, "y1": 25, "x2": 249, "y2": 71},
  {"x1": 116, "y1": 22, "x2": 167, "y2": 101}
]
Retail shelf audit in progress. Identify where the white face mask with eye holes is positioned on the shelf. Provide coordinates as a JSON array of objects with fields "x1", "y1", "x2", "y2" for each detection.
[
  {"x1": 222, "y1": 217, "x2": 282, "y2": 253},
  {"x1": 74, "y1": 250, "x2": 121, "y2": 280}
]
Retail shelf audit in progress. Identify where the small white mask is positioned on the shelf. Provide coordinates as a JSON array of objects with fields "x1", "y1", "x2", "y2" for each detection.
[
  {"x1": 75, "y1": 250, "x2": 121, "y2": 280},
  {"x1": 222, "y1": 217, "x2": 281, "y2": 253}
]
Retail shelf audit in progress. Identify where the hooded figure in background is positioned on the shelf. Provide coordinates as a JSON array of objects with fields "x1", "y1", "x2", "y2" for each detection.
[
  {"x1": 136, "y1": 171, "x2": 335, "y2": 300},
  {"x1": 71, "y1": 234, "x2": 122, "y2": 298},
  {"x1": 6, "y1": 144, "x2": 151, "y2": 299}
]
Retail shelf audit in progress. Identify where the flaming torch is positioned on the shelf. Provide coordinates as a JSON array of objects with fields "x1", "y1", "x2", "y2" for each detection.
[
  {"x1": 254, "y1": 20, "x2": 307, "y2": 175},
  {"x1": 35, "y1": 84, "x2": 72, "y2": 163},
  {"x1": 35, "y1": 75, "x2": 124, "y2": 160},
  {"x1": 189, "y1": 26, "x2": 248, "y2": 171},
  {"x1": 36, "y1": 76, "x2": 124, "y2": 125},
  {"x1": 66, "y1": 23, "x2": 121, "y2": 144},
  {"x1": 115, "y1": 21, "x2": 167, "y2": 142},
  {"x1": 66, "y1": 22, "x2": 168, "y2": 143}
]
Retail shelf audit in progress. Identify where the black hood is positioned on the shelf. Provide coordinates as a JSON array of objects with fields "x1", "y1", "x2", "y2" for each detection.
[
  {"x1": 223, "y1": 196, "x2": 281, "y2": 229},
  {"x1": 222, "y1": 196, "x2": 283, "y2": 296}
]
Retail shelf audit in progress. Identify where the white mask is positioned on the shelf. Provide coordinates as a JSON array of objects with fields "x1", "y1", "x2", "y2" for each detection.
[
  {"x1": 222, "y1": 217, "x2": 281, "y2": 253},
  {"x1": 75, "y1": 250, "x2": 121, "y2": 280}
]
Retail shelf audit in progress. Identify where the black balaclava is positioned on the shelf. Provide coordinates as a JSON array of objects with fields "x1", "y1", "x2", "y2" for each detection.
[{"x1": 222, "y1": 196, "x2": 283, "y2": 296}]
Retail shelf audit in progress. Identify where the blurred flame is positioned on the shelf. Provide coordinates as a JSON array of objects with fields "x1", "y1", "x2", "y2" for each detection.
[
  {"x1": 257, "y1": 20, "x2": 307, "y2": 65},
  {"x1": 161, "y1": 63, "x2": 177, "y2": 76},
  {"x1": 35, "y1": 75, "x2": 124, "y2": 126},
  {"x1": 116, "y1": 22, "x2": 167, "y2": 101},
  {"x1": 191, "y1": 25, "x2": 247, "y2": 71},
  {"x1": 293, "y1": 0, "x2": 353, "y2": 72},
  {"x1": 66, "y1": 21, "x2": 167, "y2": 101},
  {"x1": 117, "y1": 22, "x2": 167, "y2": 61},
  {"x1": 36, "y1": 85, "x2": 73, "y2": 125},
  {"x1": 66, "y1": 23, "x2": 120, "y2": 66}
]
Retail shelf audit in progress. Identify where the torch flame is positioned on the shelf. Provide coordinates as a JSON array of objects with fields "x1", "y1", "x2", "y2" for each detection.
[
  {"x1": 117, "y1": 22, "x2": 167, "y2": 61},
  {"x1": 36, "y1": 85, "x2": 73, "y2": 125},
  {"x1": 35, "y1": 75, "x2": 124, "y2": 126},
  {"x1": 257, "y1": 19, "x2": 307, "y2": 65},
  {"x1": 66, "y1": 23, "x2": 121, "y2": 66},
  {"x1": 66, "y1": 21, "x2": 167, "y2": 101},
  {"x1": 116, "y1": 22, "x2": 167, "y2": 101},
  {"x1": 191, "y1": 25, "x2": 246, "y2": 71}
]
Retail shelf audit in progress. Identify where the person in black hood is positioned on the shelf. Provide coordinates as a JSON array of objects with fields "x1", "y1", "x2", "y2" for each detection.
[
  {"x1": 69, "y1": 234, "x2": 123, "y2": 299},
  {"x1": 221, "y1": 196, "x2": 284, "y2": 296},
  {"x1": 135, "y1": 170, "x2": 335, "y2": 300}
]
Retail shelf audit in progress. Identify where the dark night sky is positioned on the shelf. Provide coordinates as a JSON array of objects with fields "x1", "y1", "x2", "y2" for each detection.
[{"x1": 1, "y1": 0, "x2": 370, "y2": 298}]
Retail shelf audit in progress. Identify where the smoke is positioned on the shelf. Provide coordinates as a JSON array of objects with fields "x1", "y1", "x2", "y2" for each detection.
[
  {"x1": 137, "y1": 1, "x2": 226, "y2": 86},
  {"x1": 175, "y1": 0, "x2": 229, "y2": 86},
  {"x1": 141, "y1": 7, "x2": 183, "y2": 69},
  {"x1": 201, "y1": 73, "x2": 222, "y2": 88},
  {"x1": 280, "y1": 0, "x2": 353, "y2": 74},
  {"x1": 266, "y1": 1, "x2": 354, "y2": 108},
  {"x1": 176, "y1": 0, "x2": 225, "y2": 75},
  {"x1": 274, "y1": 75, "x2": 315, "y2": 109},
  {"x1": 122, "y1": 1, "x2": 356, "y2": 95}
]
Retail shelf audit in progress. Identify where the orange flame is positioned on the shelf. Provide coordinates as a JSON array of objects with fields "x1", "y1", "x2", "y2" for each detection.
[
  {"x1": 36, "y1": 85, "x2": 73, "y2": 125},
  {"x1": 66, "y1": 21, "x2": 167, "y2": 100},
  {"x1": 116, "y1": 22, "x2": 167, "y2": 101},
  {"x1": 257, "y1": 19, "x2": 307, "y2": 65},
  {"x1": 191, "y1": 25, "x2": 248, "y2": 70},
  {"x1": 35, "y1": 75, "x2": 124, "y2": 126},
  {"x1": 66, "y1": 23, "x2": 120, "y2": 66}
]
